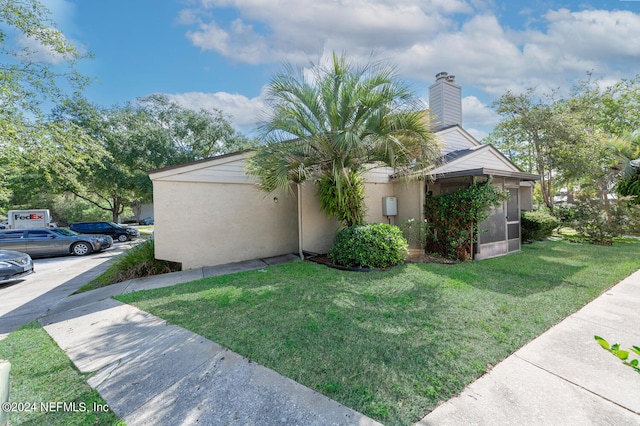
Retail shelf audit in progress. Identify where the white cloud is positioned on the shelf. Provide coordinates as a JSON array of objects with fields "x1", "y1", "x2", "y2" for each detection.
[
  {"x1": 543, "y1": 9, "x2": 640, "y2": 59},
  {"x1": 181, "y1": 0, "x2": 469, "y2": 65},
  {"x1": 187, "y1": 19, "x2": 271, "y2": 64},
  {"x1": 462, "y1": 95, "x2": 499, "y2": 129},
  {"x1": 17, "y1": 29, "x2": 76, "y2": 65},
  {"x1": 165, "y1": 90, "x2": 268, "y2": 134},
  {"x1": 519, "y1": 9, "x2": 640, "y2": 78},
  {"x1": 465, "y1": 127, "x2": 489, "y2": 141},
  {"x1": 21, "y1": 0, "x2": 88, "y2": 64},
  {"x1": 164, "y1": 91, "x2": 498, "y2": 140},
  {"x1": 171, "y1": 2, "x2": 640, "y2": 138},
  {"x1": 179, "y1": 2, "x2": 640, "y2": 101}
]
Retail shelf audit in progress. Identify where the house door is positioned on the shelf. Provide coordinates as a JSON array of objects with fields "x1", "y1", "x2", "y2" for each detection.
[{"x1": 506, "y1": 187, "x2": 520, "y2": 253}]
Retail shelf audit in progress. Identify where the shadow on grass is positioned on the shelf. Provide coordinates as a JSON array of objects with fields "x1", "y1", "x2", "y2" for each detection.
[
  {"x1": 113, "y1": 239, "x2": 640, "y2": 424},
  {"x1": 114, "y1": 263, "x2": 481, "y2": 424},
  {"x1": 0, "y1": 322, "x2": 122, "y2": 426},
  {"x1": 413, "y1": 240, "x2": 640, "y2": 297}
]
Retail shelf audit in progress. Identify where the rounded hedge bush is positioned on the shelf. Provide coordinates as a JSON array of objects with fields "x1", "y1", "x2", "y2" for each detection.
[
  {"x1": 328, "y1": 223, "x2": 408, "y2": 269},
  {"x1": 521, "y1": 210, "x2": 560, "y2": 241}
]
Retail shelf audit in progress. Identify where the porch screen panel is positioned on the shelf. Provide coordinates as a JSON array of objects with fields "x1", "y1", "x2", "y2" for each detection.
[
  {"x1": 507, "y1": 188, "x2": 519, "y2": 221},
  {"x1": 479, "y1": 203, "x2": 505, "y2": 244},
  {"x1": 508, "y1": 222, "x2": 519, "y2": 240}
]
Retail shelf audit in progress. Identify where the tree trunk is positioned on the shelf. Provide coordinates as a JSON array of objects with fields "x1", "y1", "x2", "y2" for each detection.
[
  {"x1": 297, "y1": 183, "x2": 304, "y2": 260},
  {"x1": 601, "y1": 184, "x2": 611, "y2": 219},
  {"x1": 112, "y1": 196, "x2": 120, "y2": 223}
]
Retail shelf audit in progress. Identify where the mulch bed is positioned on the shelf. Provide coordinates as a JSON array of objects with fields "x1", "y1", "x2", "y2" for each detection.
[
  {"x1": 306, "y1": 254, "x2": 375, "y2": 272},
  {"x1": 406, "y1": 253, "x2": 458, "y2": 264},
  {"x1": 307, "y1": 252, "x2": 458, "y2": 271}
]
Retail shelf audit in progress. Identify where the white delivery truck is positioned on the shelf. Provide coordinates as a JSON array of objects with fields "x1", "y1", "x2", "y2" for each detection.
[{"x1": 7, "y1": 209, "x2": 53, "y2": 229}]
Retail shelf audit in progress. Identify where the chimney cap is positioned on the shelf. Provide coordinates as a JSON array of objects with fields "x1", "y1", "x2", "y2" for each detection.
[
  {"x1": 435, "y1": 72, "x2": 456, "y2": 84},
  {"x1": 435, "y1": 71, "x2": 449, "y2": 81}
]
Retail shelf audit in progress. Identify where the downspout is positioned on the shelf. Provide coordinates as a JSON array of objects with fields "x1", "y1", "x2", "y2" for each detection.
[{"x1": 297, "y1": 183, "x2": 304, "y2": 260}]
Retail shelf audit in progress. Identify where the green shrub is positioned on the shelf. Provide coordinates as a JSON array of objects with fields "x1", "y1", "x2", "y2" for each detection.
[
  {"x1": 316, "y1": 171, "x2": 366, "y2": 227},
  {"x1": 328, "y1": 223, "x2": 408, "y2": 269},
  {"x1": 424, "y1": 181, "x2": 508, "y2": 261},
  {"x1": 571, "y1": 197, "x2": 640, "y2": 245},
  {"x1": 521, "y1": 210, "x2": 560, "y2": 241},
  {"x1": 398, "y1": 218, "x2": 427, "y2": 248},
  {"x1": 77, "y1": 240, "x2": 181, "y2": 292},
  {"x1": 110, "y1": 239, "x2": 181, "y2": 280},
  {"x1": 553, "y1": 203, "x2": 576, "y2": 225}
]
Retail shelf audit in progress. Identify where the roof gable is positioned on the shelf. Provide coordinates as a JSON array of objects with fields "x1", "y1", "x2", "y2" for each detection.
[
  {"x1": 149, "y1": 150, "x2": 255, "y2": 183},
  {"x1": 431, "y1": 144, "x2": 522, "y2": 175},
  {"x1": 434, "y1": 125, "x2": 481, "y2": 154}
]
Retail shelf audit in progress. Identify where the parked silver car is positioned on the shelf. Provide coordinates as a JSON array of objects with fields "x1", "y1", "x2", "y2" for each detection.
[
  {"x1": 0, "y1": 249, "x2": 34, "y2": 284},
  {"x1": 0, "y1": 228, "x2": 113, "y2": 257}
]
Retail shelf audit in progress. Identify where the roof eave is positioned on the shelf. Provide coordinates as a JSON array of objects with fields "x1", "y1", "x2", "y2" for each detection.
[{"x1": 434, "y1": 168, "x2": 540, "y2": 181}]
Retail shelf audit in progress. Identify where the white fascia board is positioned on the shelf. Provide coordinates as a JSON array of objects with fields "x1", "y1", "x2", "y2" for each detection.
[
  {"x1": 434, "y1": 126, "x2": 481, "y2": 147},
  {"x1": 149, "y1": 151, "x2": 253, "y2": 181}
]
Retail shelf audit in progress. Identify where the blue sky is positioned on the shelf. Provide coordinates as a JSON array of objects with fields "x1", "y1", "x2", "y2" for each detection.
[{"x1": 37, "y1": 0, "x2": 640, "y2": 139}]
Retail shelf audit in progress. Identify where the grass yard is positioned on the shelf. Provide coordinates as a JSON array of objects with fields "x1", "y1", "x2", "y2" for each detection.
[
  {"x1": 116, "y1": 240, "x2": 640, "y2": 425},
  {"x1": 0, "y1": 322, "x2": 124, "y2": 426}
]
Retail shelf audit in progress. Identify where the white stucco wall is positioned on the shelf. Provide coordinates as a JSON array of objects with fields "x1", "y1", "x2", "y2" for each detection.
[
  {"x1": 150, "y1": 141, "x2": 536, "y2": 269},
  {"x1": 153, "y1": 180, "x2": 299, "y2": 269},
  {"x1": 298, "y1": 179, "x2": 397, "y2": 254},
  {"x1": 363, "y1": 182, "x2": 396, "y2": 225},
  {"x1": 393, "y1": 180, "x2": 424, "y2": 223},
  {"x1": 299, "y1": 182, "x2": 340, "y2": 254}
]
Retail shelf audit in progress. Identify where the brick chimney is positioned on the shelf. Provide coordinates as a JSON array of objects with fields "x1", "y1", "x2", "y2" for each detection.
[{"x1": 428, "y1": 72, "x2": 462, "y2": 130}]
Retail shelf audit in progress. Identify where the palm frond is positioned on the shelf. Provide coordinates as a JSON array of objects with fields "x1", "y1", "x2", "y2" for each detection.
[{"x1": 249, "y1": 52, "x2": 441, "y2": 222}]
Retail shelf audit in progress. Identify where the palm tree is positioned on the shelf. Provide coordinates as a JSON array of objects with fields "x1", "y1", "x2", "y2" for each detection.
[
  {"x1": 247, "y1": 53, "x2": 440, "y2": 229},
  {"x1": 610, "y1": 132, "x2": 640, "y2": 203}
]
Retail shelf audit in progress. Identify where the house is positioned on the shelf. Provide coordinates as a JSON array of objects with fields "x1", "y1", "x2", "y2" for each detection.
[{"x1": 149, "y1": 73, "x2": 538, "y2": 269}]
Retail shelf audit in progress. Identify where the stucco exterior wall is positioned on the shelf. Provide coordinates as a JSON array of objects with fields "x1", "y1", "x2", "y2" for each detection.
[
  {"x1": 393, "y1": 180, "x2": 425, "y2": 223},
  {"x1": 297, "y1": 180, "x2": 397, "y2": 254},
  {"x1": 150, "y1": 144, "x2": 537, "y2": 268},
  {"x1": 519, "y1": 184, "x2": 534, "y2": 211},
  {"x1": 153, "y1": 180, "x2": 298, "y2": 269},
  {"x1": 299, "y1": 182, "x2": 340, "y2": 254},
  {"x1": 363, "y1": 182, "x2": 396, "y2": 225}
]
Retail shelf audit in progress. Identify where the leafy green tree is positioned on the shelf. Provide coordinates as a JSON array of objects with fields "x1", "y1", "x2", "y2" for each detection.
[
  {"x1": 562, "y1": 76, "x2": 640, "y2": 211},
  {"x1": 0, "y1": 0, "x2": 88, "y2": 119},
  {"x1": 247, "y1": 53, "x2": 440, "y2": 226},
  {"x1": 489, "y1": 88, "x2": 598, "y2": 213},
  {"x1": 47, "y1": 96, "x2": 256, "y2": 222},
  {"x1": 486, "y1": 75, "x2": 640, "y2": 240},
  {"x1": 39, "y1": 99, "x2": 127, "y2": 222},
  {"x1": 568, "y1": 74, "x2": 640, "y2": 137},
  {"x1": 609, "y1": 132, "x2": 640, "y2": 203},
  {"x1": 136, "y1": 94, "x2": 257, "y2": 161},
  {"x1": 0, "y1": 0, "x2": 90, "y2": 210}
]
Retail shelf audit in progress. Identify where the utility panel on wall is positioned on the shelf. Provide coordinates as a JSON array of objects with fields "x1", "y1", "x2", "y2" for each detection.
[{"x1": 382, "y1": 197, "x2": 397, "y2": 216}]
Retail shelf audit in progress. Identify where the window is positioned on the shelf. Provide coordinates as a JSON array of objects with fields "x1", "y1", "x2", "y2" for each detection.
[
  {"x1": 75, "y1": 223, "x2": 93, "y2": 232},
  {"x1": 0, "y1": 231, "x2": 23, "y2": 239},
  {"x1": 26, "y1": 230, "x2": 51, "y2": 238},
  {"x1": 96, "y1": 222, "x2": 112, "y2": 231}
]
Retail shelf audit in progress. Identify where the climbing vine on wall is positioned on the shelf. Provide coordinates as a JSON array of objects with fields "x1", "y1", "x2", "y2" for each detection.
[{"x1": 424, "y1": 180, "x2": 508, "y2": 261}]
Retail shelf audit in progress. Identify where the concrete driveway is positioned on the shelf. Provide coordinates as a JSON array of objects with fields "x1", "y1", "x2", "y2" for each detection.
[{"x1": 0, "y1": 242, "x2": 134, "y2": 339}]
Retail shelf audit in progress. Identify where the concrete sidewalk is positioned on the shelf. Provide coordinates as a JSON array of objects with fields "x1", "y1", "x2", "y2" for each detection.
[
  {"x1": 37, "y1": 254, "x2": 640, "y2": 425},
  {"x1": 420, "y1": 269, "x2": 640, "y2": 425},
  {"x1": 39, "y1": 254, "x2": 382, "y2": 426}
]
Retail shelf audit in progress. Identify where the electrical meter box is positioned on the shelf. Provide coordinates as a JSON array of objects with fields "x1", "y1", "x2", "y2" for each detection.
[{"x1": 382, "y1": 197, "x2": 397, "y2": 216}]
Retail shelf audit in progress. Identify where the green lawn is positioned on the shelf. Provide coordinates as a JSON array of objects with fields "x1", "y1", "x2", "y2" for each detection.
[
  {"x1": 115, "y1": 240, "x2": 640, "y2": 425},
  {"x1": 0, "y1": 322, "x2": 124, "y2": 426}
]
